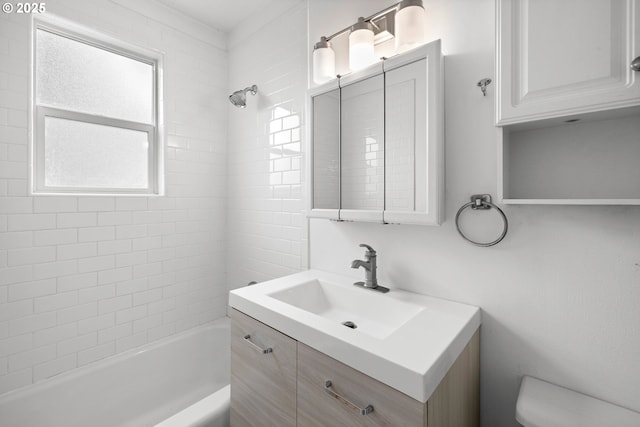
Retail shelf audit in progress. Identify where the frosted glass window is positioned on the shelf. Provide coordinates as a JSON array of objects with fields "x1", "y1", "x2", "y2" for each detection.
[
  {"x1": 32, "y1": 18, "x2": 162, "y2": 195},
  {"x1": 44, "y1": 117, "x2": 149, "y2": 189},
  {"x1": 36, "y1": 29, "x2": 154, "y2": 124}
]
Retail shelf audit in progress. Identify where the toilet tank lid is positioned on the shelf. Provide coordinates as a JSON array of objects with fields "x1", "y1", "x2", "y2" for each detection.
[{"x1": 515, "y1": 376, "x2": 640, "y2": 427}]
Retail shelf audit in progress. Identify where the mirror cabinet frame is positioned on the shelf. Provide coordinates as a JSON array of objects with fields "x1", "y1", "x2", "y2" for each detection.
[{"x1": 307, "y1": 40, "x2": 444, "y2": 226}]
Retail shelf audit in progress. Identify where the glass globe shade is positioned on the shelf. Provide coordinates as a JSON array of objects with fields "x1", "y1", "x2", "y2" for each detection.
[{"x1": 395, "y1": 2, "x2": 425, "y2": 54}]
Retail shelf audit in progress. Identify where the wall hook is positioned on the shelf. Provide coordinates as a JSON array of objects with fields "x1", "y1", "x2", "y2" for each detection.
[{"x1": 477, "y1": 78, "x2": 492, "y2": 96}]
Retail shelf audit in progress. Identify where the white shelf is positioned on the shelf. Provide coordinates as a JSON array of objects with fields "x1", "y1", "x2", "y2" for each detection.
[
  {"x1": 498, "y1": 111, "x2": 640, "y2": 206},
  {"x1": 502, "y1": 199, "x2": 640, "y2": 206}
]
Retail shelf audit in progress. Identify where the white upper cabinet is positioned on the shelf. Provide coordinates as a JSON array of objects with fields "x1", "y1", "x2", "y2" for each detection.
[
  {"x1": 308, "y1": 41, "x2": 444, "y2": 225},
  {"x1": 496, "y1": 0, "x2": 640, "y2": 125},
  {"x1": 496, "y1": 0, "x2": 640, "y2": 205}
]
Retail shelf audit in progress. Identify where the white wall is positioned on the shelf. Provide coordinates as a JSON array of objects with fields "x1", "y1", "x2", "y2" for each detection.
[
  {"x1": 309, "y1": 1, "x2": 640, "y2": 426},
  {"x1": 226, "y1": 0, "x2": 308, "y2": 288},
  {"x1": 0, "y1": 0, "x2": 229, "y2": 394}
]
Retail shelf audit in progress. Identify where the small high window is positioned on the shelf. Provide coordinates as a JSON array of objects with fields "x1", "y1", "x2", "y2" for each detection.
[{"x1": 32, "y1": 17, "x2": 163, "y2": 195}]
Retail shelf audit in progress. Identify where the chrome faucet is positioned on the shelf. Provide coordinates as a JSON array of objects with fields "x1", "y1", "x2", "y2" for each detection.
[{"x1": 351, "y1": 244, "x2": 389, "y2": 293}]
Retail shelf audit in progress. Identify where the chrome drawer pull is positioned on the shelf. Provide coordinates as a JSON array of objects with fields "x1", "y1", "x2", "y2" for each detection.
[
  {"x1": 242, "y1": 334, "x2": 272, "y2": 354},
  {"x1": 324, "y1": 380, "x2": 374, "y2": 416}
]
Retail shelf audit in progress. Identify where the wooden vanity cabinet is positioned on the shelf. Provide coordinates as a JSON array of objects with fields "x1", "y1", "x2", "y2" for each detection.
[
  {"x1": 230, "y1": 308, "x2": 480, "y2": 427},
  {"x1": 297, "y1": 342, "x2": 425, "y2": 426},
  {"x1": 230, "y1": 309, "x2": 297, "y2": 427}
]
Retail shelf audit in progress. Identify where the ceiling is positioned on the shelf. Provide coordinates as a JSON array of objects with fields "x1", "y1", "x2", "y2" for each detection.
[{"x1": 154, "y1": 0, "x2": 277, "y2": 32}]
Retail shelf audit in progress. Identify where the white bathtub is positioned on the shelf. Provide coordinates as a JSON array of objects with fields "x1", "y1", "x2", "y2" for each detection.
[{"x1": 0, "y1": 317, "x2": 230, "y2": 427}]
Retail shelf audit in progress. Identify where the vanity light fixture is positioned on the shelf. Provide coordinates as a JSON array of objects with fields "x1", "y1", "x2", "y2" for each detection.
[
  {"x1": 313, "y1": 36, "x2": 335, "y2": 84},
  {"x1": 349, "y1": 17, "x2": 376, "y2": 71},
  {"x1": 395, "y1": 0, "x2": 425, "y2": 54},
  {"x1": 311, "y1": 1, "x2": 427, "y2": 82}
]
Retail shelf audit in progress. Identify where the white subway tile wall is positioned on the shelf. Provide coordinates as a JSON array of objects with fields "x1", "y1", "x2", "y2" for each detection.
[
  {"x1": 226, "y1": 2, "x2": 308, "y2": 288},
  {"x1": 0, "y1": 0, "x2": 228, "y2": 394}
]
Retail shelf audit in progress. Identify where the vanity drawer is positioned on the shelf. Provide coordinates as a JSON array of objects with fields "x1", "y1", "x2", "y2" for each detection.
[
  {"x1": 230, "y1": 309, "x2": 297, "y2": 427},
  {"x1": 297, "y1": 343, "x2": 425, "y2": 426}
]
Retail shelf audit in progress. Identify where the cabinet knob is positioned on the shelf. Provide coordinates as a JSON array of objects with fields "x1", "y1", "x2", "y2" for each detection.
[{"x1": 631, "y1": 56, "x2": 640, "y2": 72}]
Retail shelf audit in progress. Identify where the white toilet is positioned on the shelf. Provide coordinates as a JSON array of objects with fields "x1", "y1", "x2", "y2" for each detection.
[{"x1": 516, "y1": 376, "x2": 640, "y2": 427}]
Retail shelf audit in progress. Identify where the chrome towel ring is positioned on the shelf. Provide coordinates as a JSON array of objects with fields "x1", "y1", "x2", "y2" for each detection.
[{"x1": 455, "y1": 194, "x2": 508, "y2": 247}]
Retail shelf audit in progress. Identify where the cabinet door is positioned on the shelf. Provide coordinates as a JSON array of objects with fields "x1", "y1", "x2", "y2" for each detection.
[
  {"x1": 496, "y1": 0, "x2": 640, "y2": 125},
  {"x1": 339, "y1": 73, "x2": 385, "y2": 223},
  {"x1": 382, "y1": 40, "x2": 443, "y2": 226},
  {"x1": 384, "y1": 58, "x2": 426, "y2": 214},
  {"x1": 310, "y1": 84, "x2": 340, "y2": 219},
  {"x1": 297, "y1": 343, "x2": 425, "y2": 426},
  {"x1": 230, "y1": 309, "x2": 297, "y2": 427}
]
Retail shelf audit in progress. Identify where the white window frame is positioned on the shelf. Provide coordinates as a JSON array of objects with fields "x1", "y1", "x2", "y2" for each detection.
[{"x1": 31, "y1": 15, "x2": 164, "y2": 196}]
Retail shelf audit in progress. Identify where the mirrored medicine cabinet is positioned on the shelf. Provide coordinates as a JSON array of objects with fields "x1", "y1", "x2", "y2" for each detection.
[{"x1": 308, "y1": 40, "x2": 444, "y2": 225}]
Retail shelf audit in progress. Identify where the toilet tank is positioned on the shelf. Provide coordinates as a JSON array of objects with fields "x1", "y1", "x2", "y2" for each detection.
[{"x1": 516, "y1": 376, "x2": 640, "y2": 427}]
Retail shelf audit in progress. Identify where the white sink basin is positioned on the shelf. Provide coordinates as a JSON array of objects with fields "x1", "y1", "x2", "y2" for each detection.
[
  {"x1": 268, "y1": 279, "x2": 424, "y2": 339},
  {"x1": 228, "y1": 269, "x2": 481, "y2": 403}
]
